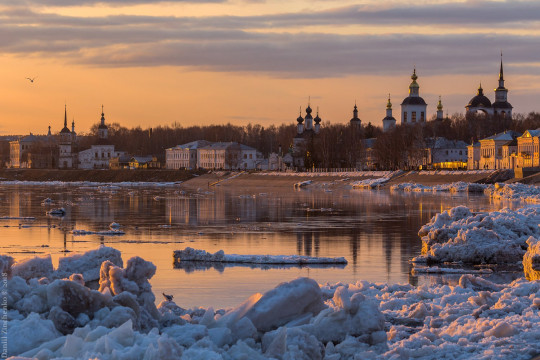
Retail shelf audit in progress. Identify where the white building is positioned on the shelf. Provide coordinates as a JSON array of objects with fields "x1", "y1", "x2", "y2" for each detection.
[
  {"x1": 382, "y1": 95, "x2": 396, "y2": 132},
  {"x1": 467, "y1": 142, "x2": 481, "y2": 170},
  {"x1": 9, "y1": 134, "x2": 38, "y2": 168},
  {"x1": 401, "y1": 69, "x2": 427, "y2": 125},
  {"x1": 166, "y1": 140, "x2": 211, "y2": 170},
  {"x1": 424, "y1": 137, "x2": 468, "y2": 169},
  {"x1": 78, "y1": 106, "x2": 125, "y2": 169},
  {"x1": 198, "y1": 142, "x2": 241, "y2": 170},
  {"x1": 239, "y1": 144, "x2": 263, "y2": 169},
  {"x1": 59, "y1": 106, "x2": 77, "y2": 169}
]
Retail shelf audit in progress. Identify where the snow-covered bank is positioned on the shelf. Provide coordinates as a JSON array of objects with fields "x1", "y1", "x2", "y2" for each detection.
[
  {"x1": 4, "y1": 247, "x2": 540, "y2": 359},
  {"x1": 414, "y1": 205, "x2": 540, "y2": 264},
  {"x1": 173, "y1": 247, "x2": 348, "y2": 265},
  {"x1": 351, "y1": 171, "x2": 403, "y2": 189}
]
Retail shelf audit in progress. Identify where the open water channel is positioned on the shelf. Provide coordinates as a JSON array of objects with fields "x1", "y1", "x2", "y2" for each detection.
[{"x1": 0, "y1": 184, "x2": 522, "y2": 309}]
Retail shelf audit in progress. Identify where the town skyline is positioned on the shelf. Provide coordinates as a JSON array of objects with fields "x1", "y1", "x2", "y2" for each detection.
[{"x1": 1, "y1": 0, "x2": 540, "y2": 135}]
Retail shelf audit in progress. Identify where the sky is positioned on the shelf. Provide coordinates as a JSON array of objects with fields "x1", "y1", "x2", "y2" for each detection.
[{"x1": 1, "y1": 0, "x2": 540, "y2": 135}]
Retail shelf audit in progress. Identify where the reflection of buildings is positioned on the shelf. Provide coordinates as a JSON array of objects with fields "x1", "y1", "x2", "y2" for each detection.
[{"x1": 296, "y1": 231, "x2": 320, "y2": 257}]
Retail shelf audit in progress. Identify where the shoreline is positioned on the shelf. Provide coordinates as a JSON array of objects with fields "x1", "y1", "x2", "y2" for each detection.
[{"x1": 1, "y1": 169, "x2": 539, "y2": 189}]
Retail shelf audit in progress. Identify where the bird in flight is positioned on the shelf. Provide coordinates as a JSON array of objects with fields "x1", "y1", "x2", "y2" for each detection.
[{"x1": 26, "y1": 77, "x2": 37, "y2": 83}]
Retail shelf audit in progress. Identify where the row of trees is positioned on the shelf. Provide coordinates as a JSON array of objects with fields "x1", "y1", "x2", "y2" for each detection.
[{"x1": 75, "y1": 111, "x2": 540, "y2": 169}]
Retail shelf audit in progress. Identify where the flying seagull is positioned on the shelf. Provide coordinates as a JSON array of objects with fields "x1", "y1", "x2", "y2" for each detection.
[
  {"x1": 26, "y1": 77, "x2": 37, "y2": 83},
  {"x1": 162, "y1": 292, "x2": 174, "y2": 301}
]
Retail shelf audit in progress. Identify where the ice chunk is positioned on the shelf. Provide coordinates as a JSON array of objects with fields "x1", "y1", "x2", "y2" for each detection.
[
  {"x1": 0, "y1": 255, "x2": 13, "y2": 277},
  {"x1": 243, "y1": 277, "x2": 325, "y2": 332},
  {"x1": 55, "y1": 245, "x2": 123, "y2": 282},
  {"x1": 12, "y1": 255, "x2": 53, "y2": 281},
  {"x1": 174, "y1": 247, "x2": 347, "y2": 265},
  {"x1": 523, "y1": 236, "x2": 540, "y2": 280},
  {"x1": 7, "y1": 313, "x2": 61, "y2": 356}
]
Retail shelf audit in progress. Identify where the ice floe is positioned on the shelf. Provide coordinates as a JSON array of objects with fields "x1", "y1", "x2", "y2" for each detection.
[
  {"x1": 414, "y1": 205, "x2": 540, "y2": 264},
  {"x1": 486, "y1": 182, "x2": 540, "y2": 204},
  {"x1": 71, "y1": 229, "x2": 126, "y2": 236},
  {"x1": 351, "y1": 170, "x2": 403, "y2": 189},
  {"x1": 390, "y1": 181, "x2": 488, "y2": 193},
  {"x1": 3, "y1": 247, "x2": 540, "y2": 359},
  {"x1": 293, "y1": 180, "x2": 312, "y2": 189},
  {"x1": 173, "y1": 247, "x2": 348, "y2": 265}
]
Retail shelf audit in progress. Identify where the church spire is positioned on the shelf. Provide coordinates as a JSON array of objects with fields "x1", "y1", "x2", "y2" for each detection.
[
  {"x1": 64, "y1": 104, "x2": 67, "y2": 129},
  {"x1": 499, "y1": 51, "x2": 504, "y2": 81}
]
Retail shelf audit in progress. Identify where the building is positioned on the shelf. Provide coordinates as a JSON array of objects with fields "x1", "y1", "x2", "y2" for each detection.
[
  {"x1": 401, "y1": 69, "x2": 427, "y2": 125},
  {"x1": 239, "y1": 144, "x2": 263, "y2": 169},
  {"x1": 515, "y1": 129, "x2": 540, "y2": 169},
  {"x1": 382, "y1": 95, "x2": 396, "y2": 132},
  {"x1": 78, "y1": 106, "x2": 125, "y2": 169},
  {"x1": 9, "y1": 134, "x2": 38, "y2": 168},
  {"x1": 198, "y1": 142, "x2": 241, "y2": 170},
  {"x1": 293, "y1": 102, "x2": 322, "y2": 168},
  {"x1": 129, "y1": 156, "x2": 160, "y2": 169},
  {"x1": 477, "y1": 130, "x2": 521, "y2": 170},
  {"x1": 466, "y1": 56, "x2": 512, "y2": 117},
  {"x1": 109, "y1": 154, "x2": 131, "y2": 170},
  {"x1": 349, "y1": 103, "x2": 361, "y2": 128},
  {"x1": 165, "y1": 140, "x2": 212, "y2": 170},
  {"x1": 58, "y1": 106, "x2": 77, "y2": 169},
  {"x1": 467, "y1": 142, "x2": 481, "y2": 170},
  {"x1": 424, "y1": 137, "x2": 468, "y2": 170}
]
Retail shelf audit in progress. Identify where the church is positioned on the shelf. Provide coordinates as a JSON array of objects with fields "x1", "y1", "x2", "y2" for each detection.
[{"x1": 465, "y1": 56, "x2": 512, "y2": 117}]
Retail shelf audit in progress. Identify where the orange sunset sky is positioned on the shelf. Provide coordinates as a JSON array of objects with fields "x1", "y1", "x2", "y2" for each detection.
[{"x1": 1, "y1": 0, "x2": 539, "y2": 135}]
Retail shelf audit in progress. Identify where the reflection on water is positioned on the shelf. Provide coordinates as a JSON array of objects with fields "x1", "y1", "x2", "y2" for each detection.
[
  {"x1": 0, "y1": 184, "x2": 523, "y2": 309},
  {"x1": 174, "y1": 261, "x2": 347, "y2": 273}
]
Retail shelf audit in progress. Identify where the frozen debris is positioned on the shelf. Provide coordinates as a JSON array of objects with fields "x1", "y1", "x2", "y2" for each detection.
[
  {"x1": 71, "y1": 229, "x2": 125, "y2": 236},
  {"x1": 412, "y1": 266, "x2": 493, "y2": 275},
  {"x1": 0, "y1": 216, "x2": 36, "y2": 220},
  {"x1": 41, "y1": 198, "x2": 53, "y2": 205},
  {"x1": 486, "y1": 182, "x2": 540, "y2": 204},
  {"x1": 351, "y1": 170, "x2": 403, "y2": 189},
  {"x1": 12, "y1": 255, "x2": 54, "y2": 281},
  {"x1": 414, "y1": 205, "x2": 540, "y2": 264},
  {"x1": 0, "y1": 255, "x2": 14, "y2": 277},
  {"x1": 46, "y1": 208, "x2": 66, "y2": 217},
  {"x1": 173, "y1": 247, "x2": 348, "y2": 265},
  {"x1": 55, "y1": 246, "x2": 123, "y2": 282},
  {"x1": 390, "y1": 181, "x2": 488, "y2": 193},
  {"x1": 523, "y1": 236, "x2": 540, "y2": 280},
  {"x1": 3, "y1": 247, "x2": 540, "y2": 359},
  {"x1": 109, "y1": 222, "x2": 121, "y2": 230},
  {"x1": 293, "y1": 180, "x2": 312, "y2": 189}
]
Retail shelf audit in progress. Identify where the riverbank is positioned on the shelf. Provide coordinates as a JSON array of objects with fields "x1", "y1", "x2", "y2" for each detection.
[{"x1": 0, "y1": 169, "x2": 198, "y2": 183}]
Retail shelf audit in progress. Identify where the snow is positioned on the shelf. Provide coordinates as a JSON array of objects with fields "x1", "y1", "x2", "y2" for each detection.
[
  {"x1": 3, "y1": 247, "x2": 540, "y2": 359},
  {"x1": 173, "y1": 247, "x2": 348, "y2": 265},
  {"x1": 11, "y1": 255, "x2": 54, "y2": 281},
  {"x1": 71, "y1": 229, "x2": 126, "y2": 236},
  {"x1": 390, "y1": 181, "x2": 488, "y2": 193},
  {"x1": 293, "y1": 180, "x2": 312, "y2": 188},
  {"x1": 523, "y1": 236, "x2": 540, "y2": 280},
  {"x1": 351, "y1": 170, "x2": 403, "y2": 189},
  {"x1": 486, "y1": 182, "x2": 540, "y2": 204},
  {"x1": 414, "y1": 205, "x2": 540, "y2": 264},
  {"x1": 55, "y1": 246, "x2": 123, "y2": 282}
]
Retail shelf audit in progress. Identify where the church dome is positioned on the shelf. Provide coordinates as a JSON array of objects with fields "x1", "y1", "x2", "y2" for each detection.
[
  {"x1": 401, "y1": 97, "x2": 427, "y2": 106},
  {"x1": 467, "y1": 85, "x2": 492, "y2": 108}
]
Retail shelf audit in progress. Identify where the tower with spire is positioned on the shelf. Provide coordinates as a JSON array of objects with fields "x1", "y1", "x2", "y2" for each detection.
[
  {"x1": 293, "y1": 98, "x2": 323, "y2": 168},
  {"x1": 436, "y1": 96, "x2": 444, "y2": 121},
  {"x1": 400, "y1": 68, "x2": 427, "y2": 125},
  {"x1": 98, "y1": 105, "x2": 109, "y2": 143},
  {"x1": 492, "y1": 53, "x2": 513, "y2": 117},
  {"x1": 59, "y1": 105, "x2": 74, "y2": 168},
  {"x1": 382, "y1": 94, "x2": 396, "y2": 132},
  {"x1": 350, "y1": 102, "x2": 361, "y2": 128}
]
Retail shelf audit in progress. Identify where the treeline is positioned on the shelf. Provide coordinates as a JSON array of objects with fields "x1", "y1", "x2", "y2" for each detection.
[{"x1": 78, "y1": 112, "x2": 540, "y2": 168}]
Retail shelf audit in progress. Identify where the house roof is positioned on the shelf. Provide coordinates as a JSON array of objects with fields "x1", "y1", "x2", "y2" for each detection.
[
  {"x1": 481, "y1": 130, "x2": 521, "y2": 142},
  {"x1": 170, "y1": 140, "x2": 213, "y2": 150},
  {"x1": 426, "y1": 137, "x2": 468, "y2": 149}
]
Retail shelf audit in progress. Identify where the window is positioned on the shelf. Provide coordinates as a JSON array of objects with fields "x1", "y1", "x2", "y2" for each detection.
[
  {"x1": 420, "y1": 112, "x2": 425, "y2": 122},
  {"x1": 412, "y1": 112, "x2": 417, "y2": 122},
  {"x1": 249, "y1": 154, "x2": 252, "y2": 159},
  {"x1": 403, "y1": 112, "x2": 407, "y2": 122},
  {"x1": 244, "y1": 154, "x2": 247, "y2": 159}
]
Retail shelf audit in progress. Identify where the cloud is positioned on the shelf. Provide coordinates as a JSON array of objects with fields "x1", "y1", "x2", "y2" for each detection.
[{"x1": 0, "y1": 1, "x2": 539, "y2": 78}]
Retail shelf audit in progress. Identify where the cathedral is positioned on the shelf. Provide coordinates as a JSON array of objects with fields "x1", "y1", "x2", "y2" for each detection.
[
  {"x1": 292, "y1": 101, "x2": 321, "y2": 168},
  {"x1": 465, "y1": 56, "x2": 512, "y2": 117}
]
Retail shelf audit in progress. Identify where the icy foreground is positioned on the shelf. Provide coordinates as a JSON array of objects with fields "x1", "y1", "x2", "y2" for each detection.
[
  {"x1": 414, "y1": 205, "x2": 540, "y2": 264},
  {"x1": 3, "y1": 247, "x2": 540, "y2": 359},
  {"x1": 174, "y1": 247, "x2": 348, "y2": 265}
]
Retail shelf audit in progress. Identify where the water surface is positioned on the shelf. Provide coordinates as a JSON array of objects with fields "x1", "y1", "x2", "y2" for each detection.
[{"x1": 0, "y1": 184, "x2": 521, "y2": 309}]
